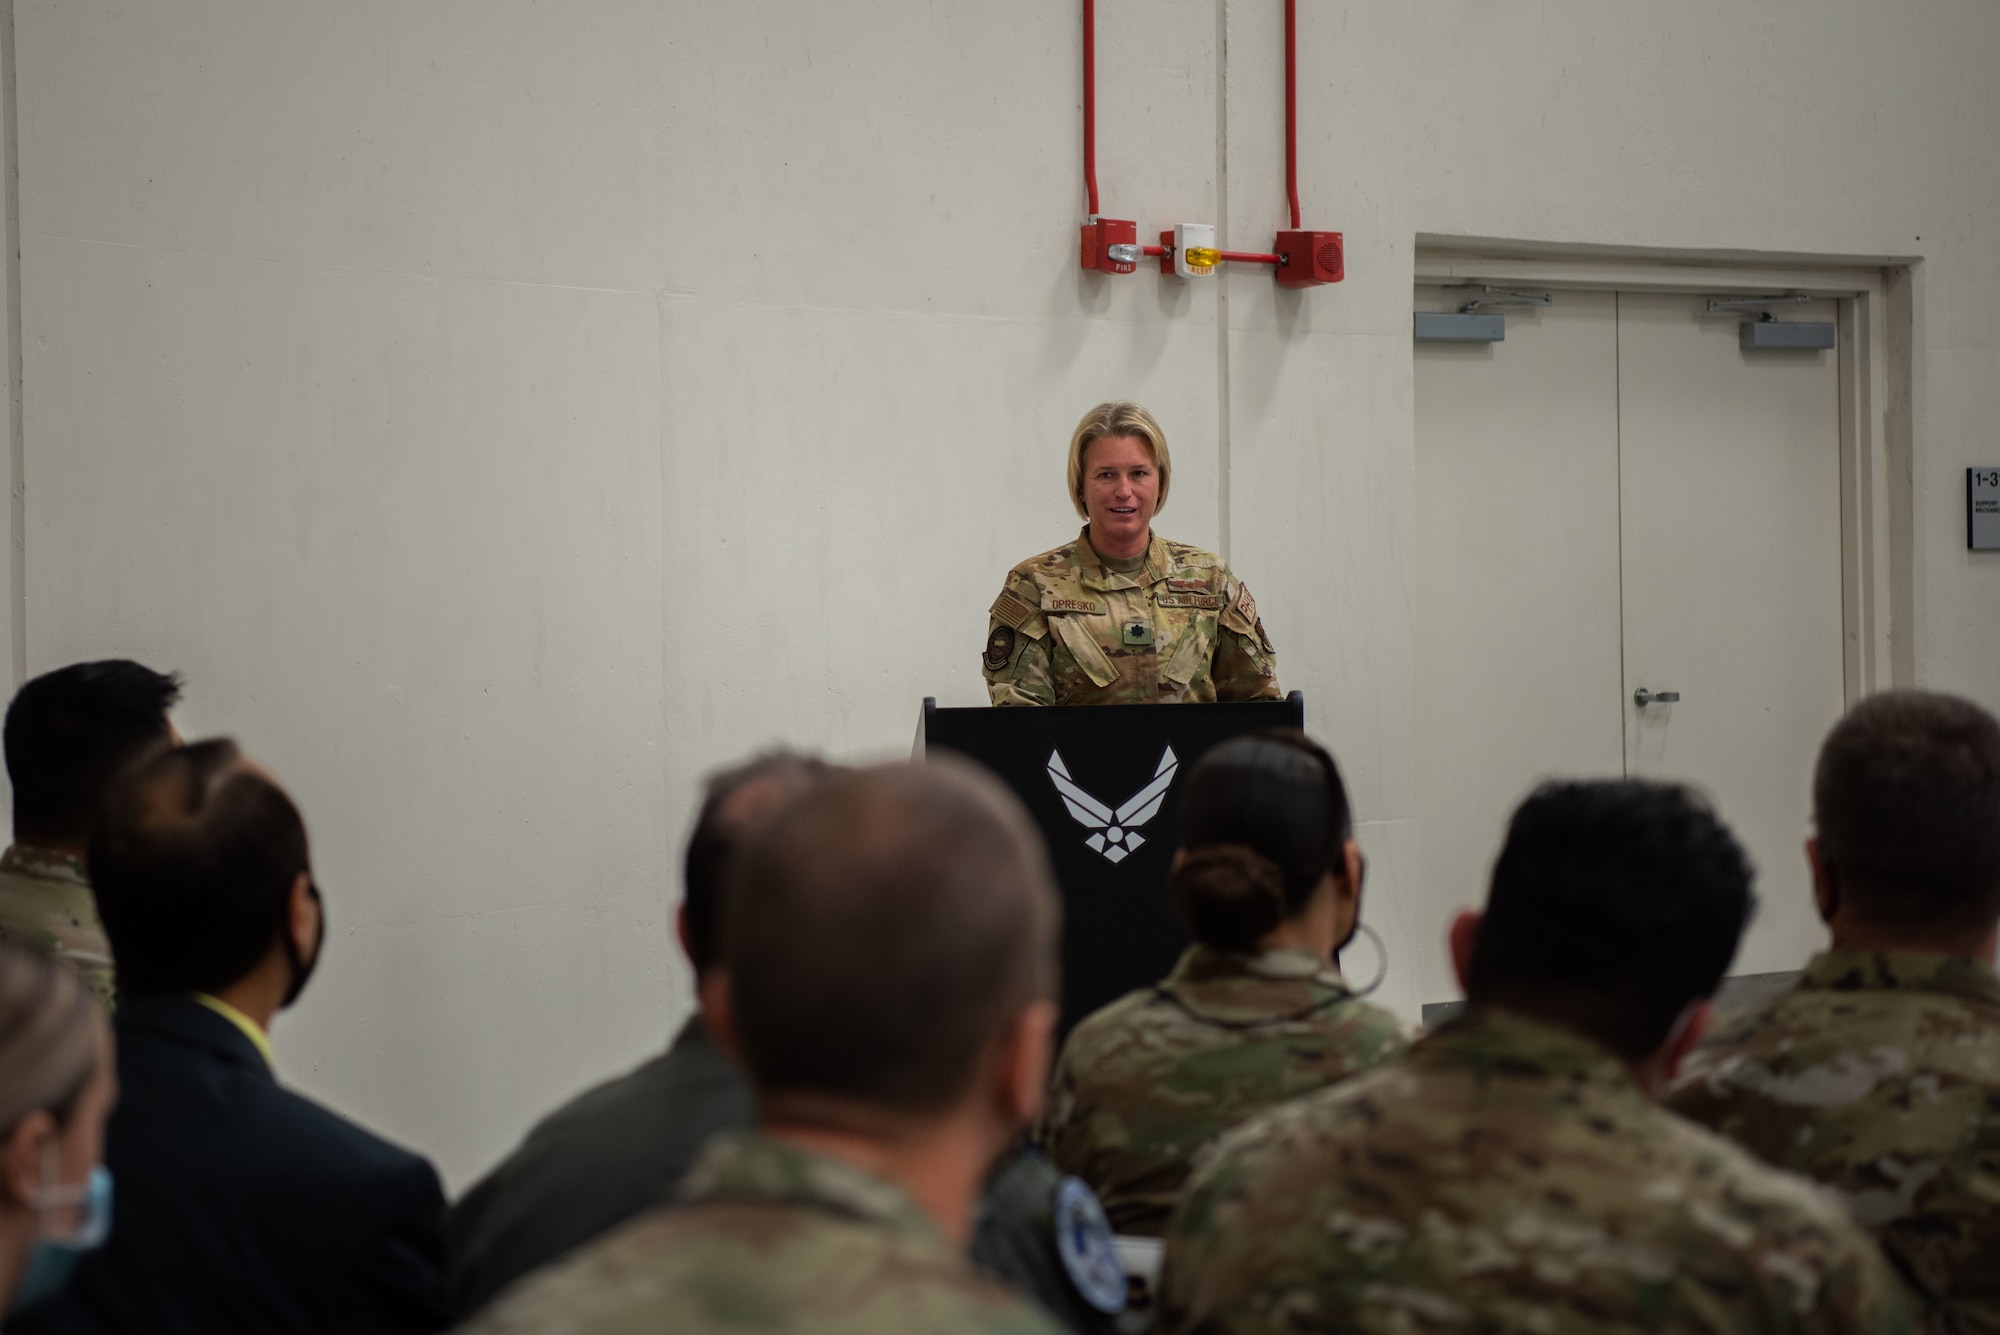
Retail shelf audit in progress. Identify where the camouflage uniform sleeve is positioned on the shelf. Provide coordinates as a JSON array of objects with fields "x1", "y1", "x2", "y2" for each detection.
[
  {"x1": 1034, "y1": 1041, "x2": 1086, "y2": 1172},
  {"x1": 1155, "y1": 1121, "x2": 1290, "y2": 1335},
  {"x1": 1211, "y1": 573, "x2": 1280, "y2": 702},
  {"x1": 1805, "y1": 1216, "x2": 1928, "y2": 1335},
  {"x1": 1675, "y1": 1120, "x2": 1930, "y2": 1335},
  {"x1": 69, "y1": 951, "x2": 115, "y2": 1009},
  {"x1": 985, "y1": 578, "x2": 1057, "y2": 707},
  {"x1": 0, "y1": 895, "x2": 116, "y2": 1007}
]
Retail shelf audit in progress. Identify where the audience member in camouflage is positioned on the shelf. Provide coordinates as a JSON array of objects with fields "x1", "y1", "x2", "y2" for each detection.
[
  {"x1": 0, "y1": 658, "x2": 183, "y2": 1006},
  {"x1": 985, "y1": 401, "x2": 1277, "y2": 706},
  {"x1": 0, "y1": 846, "x2": 113, "y2": 1004},
  {"x1": 456, "y1": 1133, "x2": 1062, "y2": 1335},
  {"x1": 1042, "y1": 731, "x2": 1397, "y2": 1236},
  {"x1": 1162, "y1": 1008, "x2": 1918, "y2": 1335},
  {"x1": 1161, "y1": 779, "x2": 1917, "y2": 1334},
  {"x1": 454, "y1": 761, "x2": 1069, "y2": 1335},
  {"x1": 1668, "y1": 690, "x2": 2000, "y2": 1333},
  {"x1": 984, "y1": 529, "x2": 1278, "y2": 706},
  {"x1": 1041, "y1": 943, "x2": 1404, "y2": 1236},
  {"x1": 1672, "y1": 952, "x2": 2000, "y2": 1331}
]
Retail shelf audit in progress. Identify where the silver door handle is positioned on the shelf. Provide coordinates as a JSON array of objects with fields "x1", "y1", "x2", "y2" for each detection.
[{"x1": 1634, "y1": 688, "x2": 1680, "y2": 708}]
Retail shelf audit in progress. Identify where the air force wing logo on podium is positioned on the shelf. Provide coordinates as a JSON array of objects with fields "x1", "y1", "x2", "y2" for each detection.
[{"x1": 1047, "y1": 746, "x2": 1179, "y2": 863}]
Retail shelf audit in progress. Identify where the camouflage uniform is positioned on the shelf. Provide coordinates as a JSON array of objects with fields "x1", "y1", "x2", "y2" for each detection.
[
  {"x1": 1039, "y1": 945, "x2": 1406, "y2": 1237},
  {"x1": 454, "y1": 1131, "x2": 1066, "y2": 1335},
  {"x1": 984, "y1": 529, "x2": 1279, "y2": 706},
  {"x1": 1669, "y1": 949, "x2": 2000, "y2": 1333},
  {"x1": 1159, "y1": 1007, "x2": 1918, "y2": 1335},
  {"x1": 0, "y1": 844, "x2": 113, "y2": 1004}
]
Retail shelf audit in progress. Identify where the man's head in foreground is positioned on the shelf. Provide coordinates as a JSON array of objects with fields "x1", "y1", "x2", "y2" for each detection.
[
  {"x1": 89, "y1": 739, "x2": 322, "y2": 1016},
  {"x1": 1809, "y1": 689, "x2": 2000, "y2": 960},
  {"x1": 1452, "y1": 778, "x2": 1754, "y2": 1092},
  {"x1": 678, "y1": 750, "x2": 830, "y2": 984},
  {"x1": 5, "y1": 661, "x2": 181, "y2": 855},
  {"x1": 705, "y1": 759, "x2": 1060, "y2": 1237}
]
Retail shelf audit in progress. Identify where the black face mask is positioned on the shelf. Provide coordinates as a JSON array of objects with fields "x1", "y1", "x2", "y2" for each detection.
[{"x1": 281, "y1": 880, "x2": 325, "y2": 1009}]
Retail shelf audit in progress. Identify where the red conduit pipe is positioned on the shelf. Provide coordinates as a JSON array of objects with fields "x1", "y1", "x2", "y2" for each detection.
[
  {"x1": 1284, "y1": 0, "x2": 1300, "y2": 229},
  {"x1": 1083, "y1": 0, "x2": 1100, "y2": 217},
  {"x1": 1147, "y1": 244, "x2": 1281, "y2": 266}
]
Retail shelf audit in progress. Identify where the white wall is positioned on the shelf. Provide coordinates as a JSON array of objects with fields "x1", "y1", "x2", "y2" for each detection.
[{"x1": 8, "y1": 0, "x2": 1997, "y2": 1188}]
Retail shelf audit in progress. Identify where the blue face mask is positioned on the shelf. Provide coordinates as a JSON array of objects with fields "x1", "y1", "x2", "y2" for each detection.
[{"x1": 10, "y1": 1163, "x2": 113, "y2": 1313}]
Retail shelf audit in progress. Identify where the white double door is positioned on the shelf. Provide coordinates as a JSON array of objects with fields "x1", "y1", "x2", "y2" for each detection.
[{"x1": 1415, "y1": 287, "x2": 1845, "y2": 979}]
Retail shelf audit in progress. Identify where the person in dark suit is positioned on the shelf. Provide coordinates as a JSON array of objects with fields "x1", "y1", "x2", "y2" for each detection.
[
  {"x1": 13, "y1": 738, "x2": 449, "y2": 1335},
  {"x1": 445, "y1": 751, "x2": 825, "y2": 1317}
]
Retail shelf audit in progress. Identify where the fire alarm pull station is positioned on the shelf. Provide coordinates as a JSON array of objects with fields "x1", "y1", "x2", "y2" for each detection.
[{"x1": 1970, "y1": 468, "x2": 2000, "y2": 551}]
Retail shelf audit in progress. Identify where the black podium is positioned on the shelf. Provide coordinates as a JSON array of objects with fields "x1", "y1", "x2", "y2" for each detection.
[{"x1": 917, "y1": 693, "x2": 1304, "y2": 1035}]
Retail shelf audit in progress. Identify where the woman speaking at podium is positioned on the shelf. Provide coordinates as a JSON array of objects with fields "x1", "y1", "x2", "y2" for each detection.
[{"x1": 982, "y1": 402, "x2": 1280, "y2": 706}]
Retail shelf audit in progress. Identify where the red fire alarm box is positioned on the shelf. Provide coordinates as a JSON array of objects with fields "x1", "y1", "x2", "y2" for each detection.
[
  {"x1": 1080, "y1": 218, "x2": 1138, "y2": 274},
  {"x1": 1275, "y1": 230, "x2": 1343, "y2": 287}
]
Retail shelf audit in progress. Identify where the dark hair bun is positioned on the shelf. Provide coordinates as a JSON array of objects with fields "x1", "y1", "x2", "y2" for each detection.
[{"x1": 1170, "y1": 844, "x2": 1288, "y2": 954}]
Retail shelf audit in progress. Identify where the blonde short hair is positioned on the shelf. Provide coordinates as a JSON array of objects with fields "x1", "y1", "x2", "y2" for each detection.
[
  {"x1": 0, "y1": 942, "x2": 102, "y2": 1132},
  {"x1": 1066, "y1": 402, "x2": 1172, "y2": 521}
]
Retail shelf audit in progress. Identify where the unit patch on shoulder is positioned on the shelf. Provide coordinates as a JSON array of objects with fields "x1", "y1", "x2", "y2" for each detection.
[
  {"x1": 1052, "y1": 1176, "x2": 1127, "y2": 1315},
  {"x1": 1221, "y1": 583, "x2": 1262, "y2": 638},
  {"x1": 984, "y1": 625, "x2": 1018, "y2": 671}
]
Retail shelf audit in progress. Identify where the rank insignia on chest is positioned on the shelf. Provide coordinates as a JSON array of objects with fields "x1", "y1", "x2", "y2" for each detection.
[{"x1": 1121, "y1": 619, "x2": 1154, "y2": 647}]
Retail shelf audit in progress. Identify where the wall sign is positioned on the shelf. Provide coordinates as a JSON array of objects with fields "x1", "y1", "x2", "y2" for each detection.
[{"x1": 1972, "y1": 469, "x2": 2000, "y2": 551}]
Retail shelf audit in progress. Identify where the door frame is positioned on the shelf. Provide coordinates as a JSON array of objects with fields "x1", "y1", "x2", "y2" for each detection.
[{"x1": 1413, "y1": 240, "x2": 1915, "y2": 706}]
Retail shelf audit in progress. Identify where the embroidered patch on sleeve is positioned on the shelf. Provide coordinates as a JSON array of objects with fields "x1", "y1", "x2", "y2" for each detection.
[{"x1": 985, "y1": 625, "x2": 1018, "y2": 670}]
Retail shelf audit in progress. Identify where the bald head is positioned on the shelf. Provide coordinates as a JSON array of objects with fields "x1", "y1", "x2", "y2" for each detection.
[{"x1": 722, "y1": 759, "x2": 1059, "y2": 1115}]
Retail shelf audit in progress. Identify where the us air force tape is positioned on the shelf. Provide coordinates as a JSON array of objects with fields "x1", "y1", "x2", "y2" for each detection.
[{"x1": 1052, "y1": 1175, "x2": 1126, "y2": 1314}]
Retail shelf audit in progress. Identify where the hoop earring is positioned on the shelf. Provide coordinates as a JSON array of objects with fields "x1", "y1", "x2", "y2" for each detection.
[{"x1": 1338, "y1": 921, "x2": 1388, "y2": 998}]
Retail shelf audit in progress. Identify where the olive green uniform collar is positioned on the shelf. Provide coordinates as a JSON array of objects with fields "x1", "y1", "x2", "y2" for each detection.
[
  {"x1": 680, "y1": 1131, "x2": 955, "y2": 1262},
  {"x1": 1156, "y1": 944, "x2": 1353, "y2": 1025},
  {"x1": 1796, "y1": 948, "x2": 2000, "y2": 1007},
  {"x1": 1166, "y1": 942, "x2": 1345, "y2": 985},
  {"x1": 1411, "y1": 1006, "x2": 1639, "y2": 1094},
  {"x1": 0, "y1": 843, "x2": 90, "y2": 885},
  {"x1": 1074, "y1": 527, "x2": 1171, "y2": 592}
]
